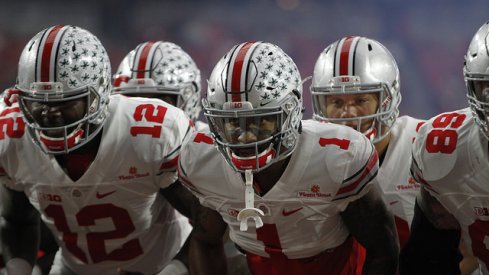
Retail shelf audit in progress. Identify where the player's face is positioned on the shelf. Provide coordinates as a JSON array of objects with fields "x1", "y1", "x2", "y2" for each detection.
[
  {"x1": 468, "y1": 80, "x2": 489, "y2": 131},
  {"x1": 469, "y1": 80, "x2": 489, "y2": 103},
  {"x1": 22, "y1": 97, "x2": 87, "y2": 137},
  {"x1": 220, "y1": 115, "x2": 278, "y2": 157},
  {"x1": 321, "y1": 93, "x2": 379, "y2": 133}
]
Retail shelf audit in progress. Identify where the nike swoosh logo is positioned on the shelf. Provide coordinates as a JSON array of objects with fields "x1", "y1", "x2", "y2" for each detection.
[
  {"x1": 260, "y1": 100, "x2": 272, "y2": 106},
  {"x1": 390, "y1": 201, "x2": 399, "y2": 205},
  {"x1": 96, "y1": 190, "x2": 116, "y2": 199},
  {"x1": 282, "y1": 207, "x2": 303, "y2": 216}
]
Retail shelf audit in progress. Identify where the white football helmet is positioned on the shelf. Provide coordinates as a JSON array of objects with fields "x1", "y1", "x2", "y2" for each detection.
[
  {"x1": 16, "y1": 25, "x2": 111, "y2": 154},
  {"x1": 204, "y1": 41, "x2": 303, "y2": 173},
  {"x1": 464, "y1": 21, "x2": 489, "y2": 139},
  {"x1": 113, "y1": 41, "x2": 201, "y2": 121},
  {"x1": 310, "y1": 36, "x2": 401, "y2": 143}
]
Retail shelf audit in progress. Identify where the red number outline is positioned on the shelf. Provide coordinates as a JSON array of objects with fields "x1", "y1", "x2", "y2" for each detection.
[
  {"x1": 0, "y1": 107, "x2": 25, "y2": 139},
  {"x1": 425, "y1": 113, "x2": 466, "y2": 154},
  {"x1": 45, "y1": 203, "x2": 143, "y2": 264},
  {"x1": 130, "y1": 104, "x2": 168, "y2": 138}
]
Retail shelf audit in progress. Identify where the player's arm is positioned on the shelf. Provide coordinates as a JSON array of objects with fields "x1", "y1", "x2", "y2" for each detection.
[
  {"x1": 399, "y1": 187, "x2": 462, "y2": 275},
  {"x1": 161, "y1": 180, "x2": 228, "y2": 275},
  {"x1": 340, "y1": 185, "x2": 399, "y2": 275},
  {"x1": 0, "y1": 183, "x2": 40, "y2": 274}
]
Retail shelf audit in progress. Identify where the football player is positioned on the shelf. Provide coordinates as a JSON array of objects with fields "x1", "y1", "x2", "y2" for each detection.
[
  {"x1": 112, "y1": 41, "x2": 206, "y2": 131},
  {"x1": 399, "y1": 21, "x2": 489, "y2": 274},
  {"x1": 112, "y1": 40, "x2": 248, "y2": 275},
  {"x1": 310, "y1": 36, "x2": 423, "y2": 250},
  {"x1": 0, "y1": 25, "x2": 195, "y2": 275},
  {"x1": 179, "y1": 41, "x2": 399, "y2": 274}
]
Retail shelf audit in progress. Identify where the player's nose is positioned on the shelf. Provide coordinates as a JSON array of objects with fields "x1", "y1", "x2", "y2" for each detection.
[{"x1": 238, "y1": 131, "x2": 258, "y2": 144}]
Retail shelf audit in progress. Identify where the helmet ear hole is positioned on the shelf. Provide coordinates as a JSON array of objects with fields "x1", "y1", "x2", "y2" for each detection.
[
  {"x1": 292, "y1": 89, "x2": 301, "y2": 99},
  {"x1": 191, "y1": 81, "x2": 199, "y2": 93}
]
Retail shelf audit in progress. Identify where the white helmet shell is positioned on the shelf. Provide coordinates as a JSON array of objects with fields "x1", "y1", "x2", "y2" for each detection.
[
  {"x1": 204, "y1": 41, "x2": 303, "y2": 173},
  {"x1": 17, "y1": 25, "x2": 111, "y2": 154},
  {"x1": 113, "y1": 41, "x2": 201, "y2": 121}
]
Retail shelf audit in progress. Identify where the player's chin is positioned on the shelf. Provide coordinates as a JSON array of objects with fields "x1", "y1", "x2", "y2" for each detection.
[
  {"x1": 233, "y1": 149, "x2": 256, "y2": 158},
  {"x1": 360, "y1": 122, "x2": 375, "y2": 133}
]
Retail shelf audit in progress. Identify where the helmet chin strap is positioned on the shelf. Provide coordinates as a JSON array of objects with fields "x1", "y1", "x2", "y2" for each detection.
[
  {"x1": 237, "y1": 169, "x2": 264, "y2": 231},
  {"x1": 364, "y1": 127, "x2": 377, "y2": 142},
  {"x1": 361, "y1": 117, "x2": 379, "y2": 142}
]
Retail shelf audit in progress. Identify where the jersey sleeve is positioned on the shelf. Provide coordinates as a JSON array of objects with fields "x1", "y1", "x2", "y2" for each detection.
[
  {"x1": 331, "y1": 130, "x2": 379, "y2": 210},
  {"x1": 177, "y1": 131, "x2": 209, "y2": 197},
  {"x1": 177, "y1": 131, "x2": 222, "y2": 211},
  {"x1": 0, "y1": 104, "x2": 26, "y2": 192},
  {"x1": 410, "y1": 111, "x2": 469, "y2": 192},
  {"x1": 156, "y1": 106, "x2": 194, "y2": 189},
  {"x1": 410, "y1": 123, "x2": 433, "y2": 190}
]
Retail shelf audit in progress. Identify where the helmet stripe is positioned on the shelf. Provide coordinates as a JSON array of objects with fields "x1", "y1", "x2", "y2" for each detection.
[
  {"x1": 222, "y1": 44, "x2": 240, "y2": 102},
  {"x1": 38, "y1": 25, "x2": 64, "y2": 82},
  {"x1": 339, "y1": 36, "x2": 354, "y2": 76},
  {"x1": 228, "y1": 41, "x2": 256, "y2": 102},
  {"x1": 148, "y1": 41, "x2": 162, "y2": 78},
  {"x1": 337, "y1": 36, "x2": 360, "y2": 76},
  {"x1": 135, "y1": 41, "x2": 155, "y2": 79},
  {"x1": 130, "y1": 43, "x2": 145, "y2": 78}
]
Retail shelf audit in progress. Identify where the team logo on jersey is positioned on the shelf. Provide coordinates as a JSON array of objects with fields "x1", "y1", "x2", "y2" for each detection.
[
  {"x1": 72, "y1": 189, "x2": 82, "y2": 198},
  {"x1": 298, "y1": 184, "x2": 331, "y2": 198},
  {"x1": 96, "y1": 190, "x2": 116, "y2": 199},
  {"x1": 227, "y1": 208, "x2": 240, "y2": 218},
  {"x1": 257, "y1": 203, "x2": 271, "y2": 216},
  {"x1": 474, "y1": 207, "x2": 489, "y2": 217},
  {"x1": 396, "y1": 176, "x2": 421, "y2": 191},
  {"x1": 282, "y1": 207, "x2": 303, "y2": 216},
  {"x1": 118, "y1": 166, "x2": 149, "y2": 180}
]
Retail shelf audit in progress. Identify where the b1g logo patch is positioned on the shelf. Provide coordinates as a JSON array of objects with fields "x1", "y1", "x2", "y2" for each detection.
[
  {"x1": 38, "y1": 192, "x2": 62, "y2": 202},
  {"x1": 474, "y1": 206, "x2": 489, "y2": 217}
]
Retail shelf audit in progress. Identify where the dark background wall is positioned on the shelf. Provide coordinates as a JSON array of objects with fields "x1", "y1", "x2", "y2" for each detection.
[{"x1": 1, "y1": 0, "x2": 487, "y2": 120}]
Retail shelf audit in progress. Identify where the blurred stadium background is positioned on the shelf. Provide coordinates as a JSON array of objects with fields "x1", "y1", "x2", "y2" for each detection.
[{"x1": 1, "y1": 0, "x2": 488, "y2": 120}]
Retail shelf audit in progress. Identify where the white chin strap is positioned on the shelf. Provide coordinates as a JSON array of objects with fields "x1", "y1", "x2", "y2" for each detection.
[{"x1": 237, "y1": 169, "x2": 264, "y2": 231}]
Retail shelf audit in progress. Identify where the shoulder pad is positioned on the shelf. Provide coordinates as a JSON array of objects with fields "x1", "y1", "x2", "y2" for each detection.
[{"x1": 413, "y1": 111, "x2": 470, "y2": 181}]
